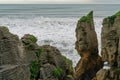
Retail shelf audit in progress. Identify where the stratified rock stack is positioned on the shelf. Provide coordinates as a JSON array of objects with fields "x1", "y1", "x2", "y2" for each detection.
[
  {"x1": 94, "y1": 11, "x2": 120, "y2": 80},
  {"x1": 38, "y1": 45, "x2": 74, "y2": 80},
  {"x1": 0, "y1": 27, "x2": 74, "y2": 80},
  {"x1": 21, "y1": 34, "x2": 38, "y2": 63},
  {"x1": 0, "y1": 27, "x2": 30, "y2": 80},
  {"x1": 75, "y1": 11, "x2": 103, "y2": 80}
]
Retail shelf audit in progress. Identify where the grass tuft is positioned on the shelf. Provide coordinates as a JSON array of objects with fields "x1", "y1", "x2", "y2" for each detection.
[
  {"x1": 53, "y1": 67, "x2": 62, "y2": 78},
  {"x1": 30, "y1": 61, "x2": 40, "y2": 80}
]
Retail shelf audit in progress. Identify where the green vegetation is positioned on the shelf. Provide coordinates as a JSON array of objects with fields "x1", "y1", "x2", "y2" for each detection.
[
  {"x1": 52, "y1": 67, "x2": 62, "y2": 78},
  {"x1": 30, "y1": 47, "x2": 44, "y2": 80},
  {"x1": 27, "y1": 34, "x2": 37, "y2": 43},
  {"x1": 114, "y1": 11, "x2": 120, "y2": 17},
  {"x1": 63, "y1": 56, "x2": 73, "y2": 75},
  {"x1": 108, "y1": 11, "x2": 120, "y2": 25},
  {"x1": 63, "y1": 56, "x2": 67, "y2": 61},
  {"x1": 22, "y1": 34, "x2": 37, "y2": 49},
  {"x1": 108, "y1": 15, "x2": 116, "y2": 25},
  {"x1": 0, "y1": 26, "x2": 9, "y2": 32},
  {"x1": 87, "y1": 10, "x2": 93, "y2": 22},
  {"x1": 115, "y1": 68, "x2": 120, "y2": 74},
  {"x1": 30, "y1": 61, "x2": 40, "y2": 80},
  {"x1": 79, "y1": 11, "x2": 93, "y2": 23},
  {"x1": 35, "y1": 47, "x2": 44, "y2": 58},
  {"x1": 63, "y1": 56, "x2": 71, "y2": 67},
  {"x1": 80, "y1": 16, "x2": 90, "y2": 23}
]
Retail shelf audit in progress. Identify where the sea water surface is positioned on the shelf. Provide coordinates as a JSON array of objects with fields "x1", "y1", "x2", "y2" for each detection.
[{"x1": 0, "y1": 4, "x2": 120, "y2": 67}]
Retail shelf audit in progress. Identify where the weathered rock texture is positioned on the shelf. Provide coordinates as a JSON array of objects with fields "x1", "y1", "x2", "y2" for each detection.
[
  {"x1": 94, "y1": 11, "x2": 120, "y2": 80},
  {"x1": 21, "y1": 34, "x2": 38, "y2": 63},
  {"x1": 75, "y1": 11, "x2": 103, "y2": 80},
  {"x1": 0, "y1": 27, "x2": 74, "y2": 80},
  {"x1": 38, "y1": 45, "x2": 74, "y2": 80},
  {"x1": 0, "y1": 27, "x2": 30, "y2": 80}
]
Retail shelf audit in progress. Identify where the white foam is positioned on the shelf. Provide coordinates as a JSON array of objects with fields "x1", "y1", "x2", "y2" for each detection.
[
  {"x1": 94, "y1": 18, "x2": 103, "y2": 56},
  {"x1": 0, "y1": 16, "x2": 102, "y2": 67}
]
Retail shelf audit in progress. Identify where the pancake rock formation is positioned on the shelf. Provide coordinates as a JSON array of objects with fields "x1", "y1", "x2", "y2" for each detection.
[
  {"x1": 75, "y1": 11, "x2": 103, "y2": 80},
  {"x1": 0, "y1": 27, "x2": 30, "y2": 80},
  {"x1": 93, "y1": 11, "x2": 120, "y2": 80},
  {"x1": 0, "y1": 27, "x2": 74, "y2": 80}
]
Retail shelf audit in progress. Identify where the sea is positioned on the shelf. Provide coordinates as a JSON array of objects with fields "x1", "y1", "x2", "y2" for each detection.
[{"x1": 0, "y1": 4, "x2": 120, "y2": 67}]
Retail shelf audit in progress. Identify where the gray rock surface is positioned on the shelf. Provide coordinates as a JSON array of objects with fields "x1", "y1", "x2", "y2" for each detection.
[
  {"x1": 38, "y1": 45, "x2": 74, "y2": 80},
  {"x1": 0, "y1": 26, "x2": 30, "y2": 80}
]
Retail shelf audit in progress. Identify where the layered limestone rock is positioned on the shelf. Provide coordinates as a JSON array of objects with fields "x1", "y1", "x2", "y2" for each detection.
[
  {"x1": 0, "y1": 27, "x2": 74, "y2": 80},
  {"x1": 94, "y1": 11, "x2": 120, "y2": 80},
  {"x1": 34, "y1": 45, "x2": 74, "y2": 80},
  {"x1": 21, "y1": 34, "x2": 38, "y2": 63},
  {"x1": 75, "y1": 11, "x2": 103, "y2": 80},
  {"x1": 0, "y1": 26, "x2": 30, "y2": 80}
]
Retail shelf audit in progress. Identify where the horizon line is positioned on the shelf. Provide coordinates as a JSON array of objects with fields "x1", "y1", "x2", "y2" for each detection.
[{"x1": 0, "y1": 3, "x2": 119, "y2": 4}]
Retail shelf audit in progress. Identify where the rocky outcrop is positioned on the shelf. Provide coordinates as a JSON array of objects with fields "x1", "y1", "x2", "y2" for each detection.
[
  {"x1": 36, "y1": 45, "x2": 74, "y2": 80},
  {"x1": 94, "y1": 11, "x2": 120, "y2": 80},
  {"x1": 0, "y1": 26, "x2": 30, "y2": 80},
  {"x1": 0, "y1": 26, "x2": 74, "y2": 80},
  {"x1": 21, "y1": 34, "x2": 38, "y2": 63},
  {"x1": 75, "y1": 11, "x2": 103, "y2": 80},
  {"x1": 3, "y1": 11, "x2": 120, "y2": 80}
]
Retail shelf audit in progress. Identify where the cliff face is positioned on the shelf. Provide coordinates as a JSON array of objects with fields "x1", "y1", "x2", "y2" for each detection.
[
  {"x1": 0, "y1": 27, "x2": 30, "y2": 80},
  {"x1": 0, "y1": 27, "x2": 74, "y2": 80},
  {"x1": 94, "y1": 11, "x2": 120, "y2": 80},
  {"x1": 75, "y1": 11, "x2": 103, "y2": 80}
]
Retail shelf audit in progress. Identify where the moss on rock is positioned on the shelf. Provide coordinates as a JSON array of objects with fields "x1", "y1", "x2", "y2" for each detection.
[
  {"x1": 52, "y1": 67, "x2": 62, "y2": 78},
  {"x1": 30, "y1": 61, "x2": 40, "y2": 80},
  {"x1": 21, "y1": 34, "x2": 37, "y2": 44},
  {"x1": 0, "y1": 26, "x2": 9, "y2": 32},
  {"x1": 63, "y1": 56, "x2": 73, "y2": 75},
  {"x1": 79, "y1": 11, "x2": 93, "y2": 23},
  {"x1": 114, "y1": 11, "x2": 120, "y2": 17},
  {"x1": 107, "y1": 11, "x2": 120, "y2": 25},
  {"x1": 26, "y1": 34, "x2": 37, "y2": 43},
  {"x1": 21, "y1": 34, "x2": 38, "y2": 49}
]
